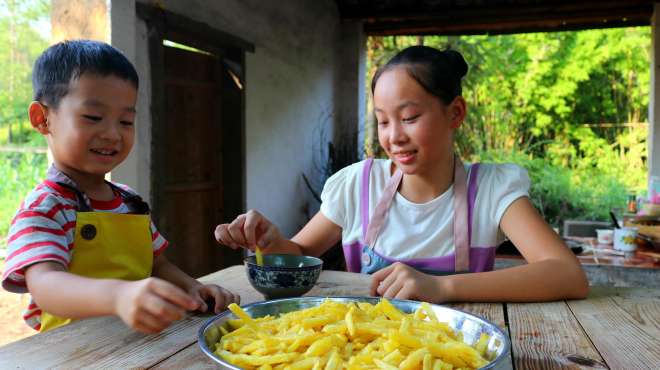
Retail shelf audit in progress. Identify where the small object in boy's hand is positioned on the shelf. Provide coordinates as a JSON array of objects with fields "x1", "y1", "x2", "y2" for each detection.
[{"x1": 201, "y1": 298, "x2": 216, "y2": 314}]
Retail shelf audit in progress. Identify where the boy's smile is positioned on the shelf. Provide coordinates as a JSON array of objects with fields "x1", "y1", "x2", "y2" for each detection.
[{"x1": 37, "y1": 73, "x2": 137, "y2": 185}]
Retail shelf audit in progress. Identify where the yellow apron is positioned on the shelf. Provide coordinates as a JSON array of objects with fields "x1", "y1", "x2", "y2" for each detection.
[{"x1": 39, "y1": 211, "x2": 153, "y2": 332}]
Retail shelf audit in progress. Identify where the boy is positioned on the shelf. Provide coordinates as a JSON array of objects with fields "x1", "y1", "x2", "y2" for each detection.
[{"x1": 1, "y1": 40, "x2": 239, "y2": 334}]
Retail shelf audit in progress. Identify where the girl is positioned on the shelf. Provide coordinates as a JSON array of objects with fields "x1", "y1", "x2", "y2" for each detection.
[{"x1": 215, "y1": 46, "x2": 588, "y2": 303}]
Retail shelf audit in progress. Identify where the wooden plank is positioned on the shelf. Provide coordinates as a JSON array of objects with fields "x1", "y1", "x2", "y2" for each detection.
[
  {"x1": 508, "y1": 300, "x2": 607, "y2": 369},
  {"x1": 449, "y1": 303, "x2": 512, "y2": 369},
  {"x1": 567, "y1": 287, "x2": 660, "y2": 369},
  {"x1": 449, "y1": 302, "x2": 506, "y2": 331},
  {"x1": 0, "y1": 266, "x2": 256, "y2": 369},
  {"x1": 0, "y1": 314, "x2": 208, "y2": 369},
  {"x1": 306, "y1": 270, "x2": 372, "y2": 296},
  {"x1": 151, "y1": 344, "x2": 217, "y2": 370}
]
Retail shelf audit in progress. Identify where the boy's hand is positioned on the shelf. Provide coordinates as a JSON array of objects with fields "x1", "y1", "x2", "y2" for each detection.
[
  {"x1": 370, "y1": 262, "x2": 445, "y2": 302},
  {"x1": 114, "y1": 277, "x2": 199, "y2": 334},
  {"x1": 214, "y1": 210, "x2": 283, "y2": 252},
  {"x1": 187, "y1": 283, "x2": 240, "y2": 314}
]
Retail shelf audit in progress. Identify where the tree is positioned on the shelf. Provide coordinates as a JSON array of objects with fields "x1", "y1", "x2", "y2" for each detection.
[{"x1": 0, "y1": 0, "x2": 49, "y2": 145}]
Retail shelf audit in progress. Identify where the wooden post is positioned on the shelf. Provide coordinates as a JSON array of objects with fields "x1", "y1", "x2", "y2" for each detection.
[{"x1": 649, "y1": 4, "x2": 660, "y2": 192}]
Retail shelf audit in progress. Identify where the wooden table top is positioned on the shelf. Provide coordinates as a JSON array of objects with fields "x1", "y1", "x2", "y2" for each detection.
[{"x1": 1, "y1": 265, "x2": 658, "y2": 369}]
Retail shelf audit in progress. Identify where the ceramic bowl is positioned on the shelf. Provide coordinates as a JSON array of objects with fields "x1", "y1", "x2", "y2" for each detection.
[
  {"x1": 244, "y1": 254, "x2": 323, "y2": 299},
  {"x1": 198, "y1": 296, "x2": 511, "y2": 370}
]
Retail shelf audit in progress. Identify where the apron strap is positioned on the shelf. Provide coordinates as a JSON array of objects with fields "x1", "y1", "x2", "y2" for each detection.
[
  {"x1": 467, "y1": 163, "x2": 481, "y2": 245},
  {"x1": 453, "y1": 155, "x2": 470, "y2": 272},
  {"x1": 363, "y1": 155, "x2": 472, "y2": 272},
  {"x1": 106, "y1": 183, "x2": 151, "y2": 214},
  {"x1": 365, "y1": 166, "x2": 403, "y2": 247},
  {"x1": 47, "y1": 165, "x2": 149, "y2": 214},
  {"x1": 360, "y1": 158, "x2": 375, "y2": 239}
]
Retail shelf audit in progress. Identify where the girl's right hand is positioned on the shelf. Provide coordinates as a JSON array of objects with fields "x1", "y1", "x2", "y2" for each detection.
[
  {"x1": 114, "y1": 277, "x2": 199, "y2": 334},
  {"x1": 214, "y1": 209, "x2": 283, "y2": 252}
]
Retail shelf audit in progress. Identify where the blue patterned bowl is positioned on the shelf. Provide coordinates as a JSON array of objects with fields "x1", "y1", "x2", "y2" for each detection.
[{"x1": 245, "y1": 254, "x2": 323, "y2": 299}]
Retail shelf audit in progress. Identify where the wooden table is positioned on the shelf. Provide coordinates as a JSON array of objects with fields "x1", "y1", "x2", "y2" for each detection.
[{"x1": 1, "y1": 265, "x2": 658, "y2": 369}]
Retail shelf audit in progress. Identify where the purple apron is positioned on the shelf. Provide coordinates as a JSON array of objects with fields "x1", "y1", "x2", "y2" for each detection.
[{"x1": 342, "y1": 156, "x2": 495, "y2": 275}]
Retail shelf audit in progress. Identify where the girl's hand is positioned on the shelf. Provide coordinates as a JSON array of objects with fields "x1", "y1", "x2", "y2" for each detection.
[
  {"x1": 370, "y1": 262, "x2": 446, "y2": 302},
  {"x1": 187, "y1": 283, "x2": 240, "y2": 314},
  {"x1": 214, "y1": 210, "x2": 283, "y2": 252},
  {"x1": 114, "y1": 277, "x2": 199, "y2": 334}
]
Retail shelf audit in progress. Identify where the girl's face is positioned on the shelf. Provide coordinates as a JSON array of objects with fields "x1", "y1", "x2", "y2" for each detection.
[{"x1": 373, "y1": 66, "x2": 463, "y2": 176}]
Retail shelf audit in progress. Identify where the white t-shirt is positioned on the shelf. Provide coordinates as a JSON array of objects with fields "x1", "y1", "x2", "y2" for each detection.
[{"x1": 320, "y1": 159, "x2": 530, "y2": 260}]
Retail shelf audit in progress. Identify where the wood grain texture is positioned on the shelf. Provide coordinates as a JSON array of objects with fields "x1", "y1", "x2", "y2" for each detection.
[
  {"x1": 0, "y1": 265, "x2": 256, "y2": 369},
  {"x1": 449, "y1": 302, "x2": 507, "y2": 330},
  {"x1": 0, "y1": 314, "x2": 208, "y2": 369},
  {"x1": 567, "y1": 287, "x2": 660, "y2": 370},
  {"x1": 2, "y1": 266, "x2": 659, "y2": 370},
  {"x1": 150, "y1": 343, "x2": 217, "y2": 370},
  {"x1": 508, "y1": 300, "x2": 607, "y2": 369}
]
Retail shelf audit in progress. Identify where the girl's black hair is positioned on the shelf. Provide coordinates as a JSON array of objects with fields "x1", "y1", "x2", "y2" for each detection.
[
  {"x1": 371, "y1": 46, "x2": 468, "y2": 104},
  {"x1": 32, "y1": 39, "x2": 139, "y2": 108}
]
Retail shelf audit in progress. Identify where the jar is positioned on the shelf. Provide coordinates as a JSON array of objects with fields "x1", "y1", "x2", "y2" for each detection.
[{"x1": 627, "y1": 194, "x2": 638, "y2": 214}]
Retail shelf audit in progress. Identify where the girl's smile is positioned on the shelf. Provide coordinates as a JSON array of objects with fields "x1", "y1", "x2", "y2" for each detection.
[
  {"x1": 374, "y1": 66, "x2": 456, "y2": 177},
  {"x1": 392, "y1": 150, "x2": 417, "y2": 165}
]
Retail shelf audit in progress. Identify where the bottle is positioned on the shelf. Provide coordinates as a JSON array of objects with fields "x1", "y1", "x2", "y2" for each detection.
[{"x1": 627, "y1": 193, "x2": 638, "y2": 214}]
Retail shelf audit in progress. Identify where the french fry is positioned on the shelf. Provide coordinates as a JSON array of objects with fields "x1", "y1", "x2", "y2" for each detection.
[{"x1": 211, "y1": 299, "x2": 491, "y2": 370}]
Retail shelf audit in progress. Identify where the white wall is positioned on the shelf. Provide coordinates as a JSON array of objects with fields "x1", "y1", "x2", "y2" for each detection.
[
  {"x1": 109, "y1": 0, "x2": 153, "y2": 199},
  {"x1": 110, "y1": 0, "x2": 365, "y2": 237}
]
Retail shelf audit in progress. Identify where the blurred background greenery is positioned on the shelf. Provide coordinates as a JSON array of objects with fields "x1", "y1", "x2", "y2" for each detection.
[
  {"x1": 0, "y1": 0, "x2": 49, "y2": 252},
  {"x1": 0, "y1": 0, "x2": 651, "y2": 252},
  {"x1": 365, "y1": 29, "x2": 649, "y2": 227}
]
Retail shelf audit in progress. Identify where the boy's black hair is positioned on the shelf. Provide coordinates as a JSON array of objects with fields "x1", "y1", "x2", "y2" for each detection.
[{"x1": 32, "y1": 39, "x2": 139, "y2": 108}]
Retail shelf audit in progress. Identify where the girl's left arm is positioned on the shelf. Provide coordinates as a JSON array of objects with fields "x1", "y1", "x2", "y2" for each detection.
[{"x1": 440, "y1": 197, "x2": 589, "y2": 302}]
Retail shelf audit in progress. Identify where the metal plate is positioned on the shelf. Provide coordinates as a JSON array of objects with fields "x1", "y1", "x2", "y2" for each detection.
[{"x1": 198, "y1": 296, "x2": 511, "y2": 370}]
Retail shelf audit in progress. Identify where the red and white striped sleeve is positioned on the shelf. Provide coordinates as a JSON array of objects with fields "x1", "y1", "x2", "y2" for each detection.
[
  {"x1": 150, "y1": 221, "x2": 169, "y2": 257},
  {"x1": 2, "y1": 189, "x2": 75, "y2": 293}
]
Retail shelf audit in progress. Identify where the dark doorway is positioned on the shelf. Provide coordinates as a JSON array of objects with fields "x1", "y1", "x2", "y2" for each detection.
[{"x1": 137, "y1": 5, "x2": 254, "y2": 277}]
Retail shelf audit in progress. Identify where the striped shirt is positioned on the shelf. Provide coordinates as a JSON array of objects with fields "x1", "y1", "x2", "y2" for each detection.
[{"x1": 1, "y1": 180, "x2": 168, "y2": 330}]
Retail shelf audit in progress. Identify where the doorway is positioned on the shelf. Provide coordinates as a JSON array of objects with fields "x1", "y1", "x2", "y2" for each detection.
[{"x1": 138, "y1": 5, "x2": 253, "y2": 277}]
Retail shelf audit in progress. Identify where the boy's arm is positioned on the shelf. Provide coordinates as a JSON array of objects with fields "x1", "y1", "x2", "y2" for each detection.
[
  {"x1": 25, "y1": 262, "x2": 121, "y2": 318},
  {"x1": 152, "y1": 254, "x2": 240, "y2": 312},
  {"x1": 25, "y1": 261, "x2": 198, "y2": 333},
  {"x1": 152, "y1": 254, "x2": 203, "y2": 293}
]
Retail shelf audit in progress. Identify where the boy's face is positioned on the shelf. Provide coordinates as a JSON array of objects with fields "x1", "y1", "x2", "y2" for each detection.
[{"x1": 40, "y1": 73, "x2": 137, "y2": 179}]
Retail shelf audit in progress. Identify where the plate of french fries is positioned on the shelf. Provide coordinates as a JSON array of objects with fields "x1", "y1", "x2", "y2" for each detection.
[{"x1": 198, "y1": 296, "x2": 510, "y2": 370}]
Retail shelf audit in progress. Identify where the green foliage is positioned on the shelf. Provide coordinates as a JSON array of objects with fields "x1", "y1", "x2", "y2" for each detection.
[
  {"x1": 475, "y1": 150, "x2": 627, "y2": 227},
  {"x1": 0, "y1": 0, "x2": 49, "y2": 254},
  {"x1": 0, "y1": 0, "x2": 49, "y2": 145},
  {"x1": 0, "y1": 152, "x2": 47, "y2": 252},
  {"x1": 366, "y1": 28, "x2": 650, "y2": 223}
]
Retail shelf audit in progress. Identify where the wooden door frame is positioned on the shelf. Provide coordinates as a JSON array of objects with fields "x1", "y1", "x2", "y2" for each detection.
[{"x1": 136, "y1": 3, "x2": 253, "y2": 236}]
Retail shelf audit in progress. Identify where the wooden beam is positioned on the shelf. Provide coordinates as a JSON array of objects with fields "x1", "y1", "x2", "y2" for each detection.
[
  {"x1": 335, "y1": 0, "x2": 654, "y2": 35},
  {"x1": 337, "y1": 0, "x2": 654, "y2": 22},
  {"x1": 365, "y1": 13, "x2": 650, "y2": 36},
  {"x1": 135, "y1": 3, "x2": 254, "y2": 53}
]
